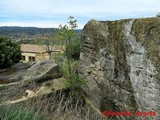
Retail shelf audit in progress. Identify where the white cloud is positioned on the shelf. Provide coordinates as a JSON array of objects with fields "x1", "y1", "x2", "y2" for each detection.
[
  {"x1": 0, "y1": 0, "x2": 160, "y2": 28},
  {"x1": 4, "y1": 0, "x2": 160, "y2": 15}
]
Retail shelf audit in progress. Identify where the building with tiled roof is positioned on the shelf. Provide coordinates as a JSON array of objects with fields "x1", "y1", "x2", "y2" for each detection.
[{"x1": 21, "y1": 44, "x2": 64, "y2": 62}]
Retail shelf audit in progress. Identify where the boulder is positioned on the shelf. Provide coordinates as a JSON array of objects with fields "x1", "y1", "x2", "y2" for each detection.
[
  {"x1": 0, "y1": 60, "x2": 63, "y2": 103},
  {"x1": 79, "y1": 18, "x2": 160, "y2": 119},
  {"x1": 0, "y1": 62, "x2": 33, "y2": 81},
  {"x1": 0, "y1": 60, "x2": 62, "y2": 83},
  {"x1": 22, "y1": 60, "x2": 62, "y2": 83}
]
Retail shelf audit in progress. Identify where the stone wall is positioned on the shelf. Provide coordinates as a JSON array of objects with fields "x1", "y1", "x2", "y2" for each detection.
[
  {"x1": 22, "y1": 52, "x2": 50, "y2": 62},
  {"x1": 79, "y1": 17, "x2": 160, "y2": 119}
]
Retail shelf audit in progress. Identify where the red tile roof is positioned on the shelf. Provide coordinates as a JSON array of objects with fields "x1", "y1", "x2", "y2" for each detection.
[{"x1": 21, "y1": 44, "x2": 64, "y2": 53}]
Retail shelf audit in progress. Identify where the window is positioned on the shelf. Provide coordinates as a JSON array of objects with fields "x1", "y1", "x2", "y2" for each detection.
[
  {"x1": 32, "y1": 57, "x2": 35, "y2": 61},
  {"x1": 29, "y1": 56, "x2": 35, "y2": 61},
  {"x1": 22, "y1": 56, "x2": 25, "y2": 61}
]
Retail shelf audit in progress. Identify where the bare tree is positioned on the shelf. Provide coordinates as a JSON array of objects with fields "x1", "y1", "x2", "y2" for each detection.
[{"x1": 36, "y1": 36, "x2": 55, "y2": 59}]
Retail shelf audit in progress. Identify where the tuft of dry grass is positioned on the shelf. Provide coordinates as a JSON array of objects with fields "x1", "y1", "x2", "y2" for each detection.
[
  {"x1": 0, "y1": 89, "x2": 112, "y2": 120},
  {"x1": 1, "y1": 88, "x2": 151, "y2": 120}
]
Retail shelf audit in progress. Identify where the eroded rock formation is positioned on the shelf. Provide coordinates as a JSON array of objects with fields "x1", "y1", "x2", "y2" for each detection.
[
  {"x1": 0, "y1": 60, "x2": 62, "y2": 102},
  {"x1": 79, "y1": 17, "x2": 160, "y2": 119},
  {"x1": 0, "y1": 60, "x2": 62, "y2": 83}
]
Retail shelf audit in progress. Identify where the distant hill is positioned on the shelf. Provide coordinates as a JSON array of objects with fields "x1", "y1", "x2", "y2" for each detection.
[
  {"x1": 0, "y1": 27, "x2": 55, "y2": 41},
  {"x1": 0, "y1": 26, "x2": 81, "y2": 42}
]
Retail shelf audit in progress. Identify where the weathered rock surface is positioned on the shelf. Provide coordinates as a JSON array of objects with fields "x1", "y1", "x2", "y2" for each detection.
[
  {"x1": 0, "y1": 60, "x2": 63, "y2": 102},
  {"x1": 0, "y1": 77, "x2": 66, "y2": 104},
  {"x1": 0, "y1": 62, "x2": 34, "y2": 82},
  {"x1": 0, "y1": 60, "x2": 62, "y2": 83},
  {"x1": 22, "y1": 60, "x2": 62, "y2": 83},
  {"x1": 79, "y1": 17, "x2": 160, "y2": 119}
]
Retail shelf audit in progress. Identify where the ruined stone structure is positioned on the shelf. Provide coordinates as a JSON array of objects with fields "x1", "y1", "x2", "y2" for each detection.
[{"x1": 79, "y1": 17, "x2": 160, "y2": 119}]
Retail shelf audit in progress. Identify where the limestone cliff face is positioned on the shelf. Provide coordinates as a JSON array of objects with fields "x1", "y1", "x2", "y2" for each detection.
[{"x1": 79, "y1": 17, "x2": 160, "y2": 119}]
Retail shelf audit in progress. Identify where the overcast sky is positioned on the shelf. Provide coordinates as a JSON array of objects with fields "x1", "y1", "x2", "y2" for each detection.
[{"x1": 0, "y1": 0, "x2": 160, "y2": 29}]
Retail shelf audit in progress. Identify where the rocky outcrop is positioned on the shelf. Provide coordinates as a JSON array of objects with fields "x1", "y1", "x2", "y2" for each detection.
[
  {"x1": 79, "y1": 17, "x2": 160, "y2": 119},
  {"x1": 22, "y1": 60, "x2": 62, "y2": 83},
  {"x1": 0, "y1": 60, "x2": 62, "y2": 83},
  {"x1": 0, "y1": 60, "x2": 62, "y2": 102},
  {"x1": 0, "y1": 62, "x2": 34, "y2": 82},
  {"x1": 1, "y1": 77, "x2": 66, "y2": 105}
]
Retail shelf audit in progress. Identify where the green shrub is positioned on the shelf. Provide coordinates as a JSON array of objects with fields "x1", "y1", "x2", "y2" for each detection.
[
  {"x1": 61, "y1": 60, "x2": 86, "y2": 90},
  {"x1": 54, "y1": 54, "x2": 86, "y2": 90},
  {"x1": 64, "y1": 39, "x2": 80, "y2": 60},
  {"x1": 54, "y1": 16, "x2": 85, "y2": 91},
  {"x1": 0, "y1": 36, "x2": 21, "y2": 68},
  {"x1": 64, "y1": 72, "x2": 86, "y2": 90}
]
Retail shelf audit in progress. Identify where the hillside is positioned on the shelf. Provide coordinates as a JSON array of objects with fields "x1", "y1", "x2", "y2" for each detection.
[
  {"x1": 0, "y1": 26, "x2": 54, "y2": 42},
  {"x1": 0, "y1": 26, "x2": 81, "y2": 42}
]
